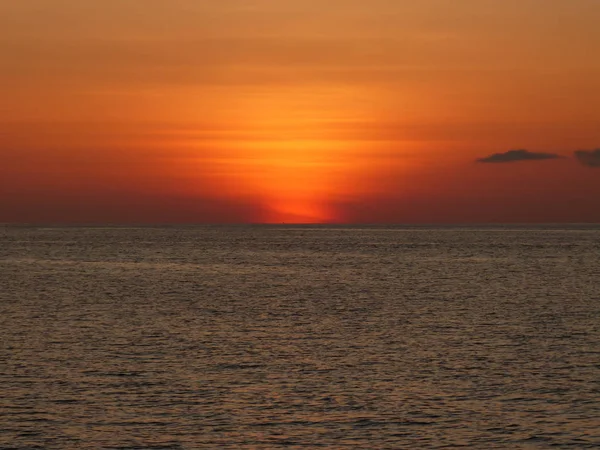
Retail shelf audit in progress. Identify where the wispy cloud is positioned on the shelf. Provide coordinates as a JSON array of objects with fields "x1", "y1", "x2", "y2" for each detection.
[
  {"x1": 476, "y1": 149, "x2": 563, "y2": 164},
  {"x1": 574, "y1": 149, "x2": 600, "y2": 168}
]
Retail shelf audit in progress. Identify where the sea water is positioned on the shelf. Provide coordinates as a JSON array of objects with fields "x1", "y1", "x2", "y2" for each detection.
[{"x1": 1, "y1": 225, "x2": 599, "y2": 448}]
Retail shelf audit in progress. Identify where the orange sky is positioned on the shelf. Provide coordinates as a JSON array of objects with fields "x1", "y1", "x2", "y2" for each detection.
[{"x1": 1, "y1": 0, "x2": 599, "y2": 223}]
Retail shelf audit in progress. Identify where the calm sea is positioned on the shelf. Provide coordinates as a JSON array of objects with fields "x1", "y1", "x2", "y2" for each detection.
[{"x1": 1, "y1": 225, "x2": 599, "y2": 449}]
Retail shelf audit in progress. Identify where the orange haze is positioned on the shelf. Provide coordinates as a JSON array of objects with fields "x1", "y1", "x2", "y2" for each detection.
[{"x1": 1, "y1": 1, "x2": 600, "y2": 223}]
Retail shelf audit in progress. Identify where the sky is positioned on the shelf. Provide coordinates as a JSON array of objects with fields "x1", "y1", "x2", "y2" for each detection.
[{"x1": 1, "y1": 0, "x2": 599, "y2": 223}]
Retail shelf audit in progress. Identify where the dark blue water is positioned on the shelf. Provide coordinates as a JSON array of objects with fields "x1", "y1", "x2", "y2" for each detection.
[{"x1": 1, "y1": 225, "x2": 599, "y2": 448}]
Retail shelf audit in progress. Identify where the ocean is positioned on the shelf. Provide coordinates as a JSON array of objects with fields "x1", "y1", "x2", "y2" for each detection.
[{"x1": 1, "y1": 225, "x2": 599, "y2": 448}]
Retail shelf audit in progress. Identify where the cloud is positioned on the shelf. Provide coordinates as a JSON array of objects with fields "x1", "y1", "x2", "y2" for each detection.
[
  {"x1": 574, "y1": 149, "x2": 600, "y2": 168},
  {"x1": 476, "y1": 149, "x2": 563, "y2": 164}
]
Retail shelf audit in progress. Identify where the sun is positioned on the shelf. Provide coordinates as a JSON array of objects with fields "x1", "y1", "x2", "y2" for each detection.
[
  {"x1": 235, "y1": 138, "x2": 343, "y2": 223},
  {"x1": 261, "y1": 198, "x2": 333, "y2": 224},
  {"x1": 193, "y1": 86, "x2": 372, "y2": 223}
]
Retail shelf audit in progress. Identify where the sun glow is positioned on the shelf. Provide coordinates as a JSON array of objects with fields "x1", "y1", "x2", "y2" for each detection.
[
  {"x1": 203, "y1": 87, "x2": 372, "y2": 223},
  {"x1": 262, "y1": 197, "x2": 332, "y2": 224},
  {"x1": 239, "y1": 138, "x2": 346, "y2": 223}
]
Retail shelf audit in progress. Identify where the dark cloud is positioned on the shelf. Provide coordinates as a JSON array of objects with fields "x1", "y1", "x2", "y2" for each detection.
[
  {"x1": 477, "y1": 149, "x2": 563, "y2": 164},
  {"x1": 574, "y1": 149, "x2": 600, "y2": 168}
]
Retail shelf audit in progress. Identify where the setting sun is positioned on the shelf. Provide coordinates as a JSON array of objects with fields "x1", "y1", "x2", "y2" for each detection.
[
  {"x1": 1, "y1": 0, "x2": 599, "y2": 223},
  {"x1": 3, "y1": 2, "x2": 599, "y2": 447}
]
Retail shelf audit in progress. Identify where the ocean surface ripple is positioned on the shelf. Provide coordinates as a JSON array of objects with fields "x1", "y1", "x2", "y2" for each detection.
[{"x1": 1, "y1": 225, "x2": 599, "y2": 448}]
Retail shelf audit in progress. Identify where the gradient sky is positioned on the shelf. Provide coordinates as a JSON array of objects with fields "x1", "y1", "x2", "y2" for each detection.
[{"x1": 1, "y1": 0, "x2": 599, "y2": 223}]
